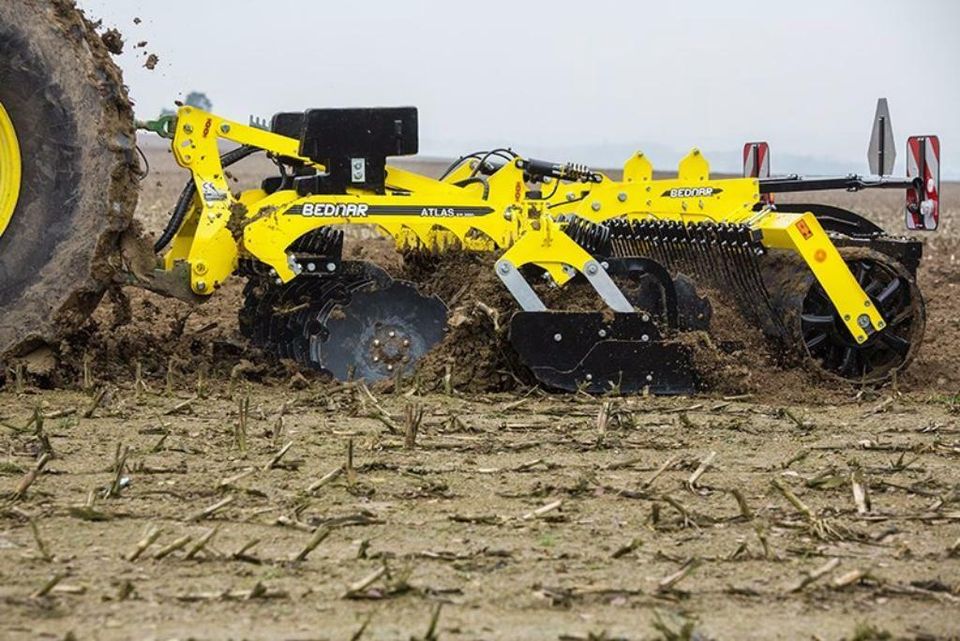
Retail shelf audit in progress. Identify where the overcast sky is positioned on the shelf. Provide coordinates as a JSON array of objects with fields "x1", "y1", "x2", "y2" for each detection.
[{"x1": 83, "y1": 0, "x2": 959, "y2": 177}]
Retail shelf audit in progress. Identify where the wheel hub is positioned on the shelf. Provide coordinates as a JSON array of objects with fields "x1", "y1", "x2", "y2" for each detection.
[
  {"x1": 0, "y1": 100, "x2": 22, "y2": 239},
  {"x1": 322, "y1": 280, "x2": 447, "y2": 381},
  {"x1": 369, "y1": 325, "x2": 413, "y2": 371}
]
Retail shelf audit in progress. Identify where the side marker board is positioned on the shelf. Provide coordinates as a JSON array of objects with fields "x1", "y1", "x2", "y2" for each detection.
[
  {"x1": 906, "y1": 135, "x2": 940, "y2": 231},
  {"x1": 743, "y1": 141, "x2": 772, "y2": 205},
  {"x1": 742, "y1": 142, "x2": 770, "y2": 179}
]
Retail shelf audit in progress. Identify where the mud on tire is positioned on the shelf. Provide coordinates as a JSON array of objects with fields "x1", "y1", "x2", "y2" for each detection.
[{"x1": 0, "y1": 0, "x2": 138, "y2": 358}]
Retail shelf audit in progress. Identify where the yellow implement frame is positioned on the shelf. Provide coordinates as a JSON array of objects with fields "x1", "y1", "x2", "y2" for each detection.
[{"x1": 160, "y1": 106, "x2": 883, "y2": 343}]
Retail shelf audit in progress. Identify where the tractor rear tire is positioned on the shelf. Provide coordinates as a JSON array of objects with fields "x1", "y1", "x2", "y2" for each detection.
[{"x1": 0, "y1": 0, "x2": 139, "y2": 358}]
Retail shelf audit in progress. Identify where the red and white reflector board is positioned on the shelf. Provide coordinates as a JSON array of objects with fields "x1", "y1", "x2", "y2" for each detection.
[
  {"x1": 742, "y1": 142, "x2": 770, "y2": 178},
  {"x1": 906, "y1": 135, "x2": 940, "y2": 231},
  {"x1": 743, "y1": 142, "x2": 772, "y2": 205}
]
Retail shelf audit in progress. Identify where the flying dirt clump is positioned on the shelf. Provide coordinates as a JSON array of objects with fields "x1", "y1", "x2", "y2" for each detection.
[{"x1": 100, "y1": 27, "x2": 124, "y2": 54}]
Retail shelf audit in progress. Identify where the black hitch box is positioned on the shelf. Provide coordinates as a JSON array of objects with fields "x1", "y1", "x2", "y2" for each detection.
[{"x1": 285, "y1": 107, "x2": 418, "y2": 194}]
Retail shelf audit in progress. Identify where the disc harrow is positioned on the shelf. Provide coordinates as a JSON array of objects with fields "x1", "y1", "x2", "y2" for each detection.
[
  {"x1": 240, "y1": 261, "x2": 447, "y2": 381},
  {"x1": 117, "y1": 102, "x2": 938, "y2": 393}
]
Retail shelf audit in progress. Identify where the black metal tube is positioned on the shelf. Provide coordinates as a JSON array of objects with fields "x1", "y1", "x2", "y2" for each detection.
[
  {"x1": 153, "y1": 145, "x2": 262, "y2": 253},
  {"x1": 759, "y1": 175, "x2": 919, "y2": 194}
]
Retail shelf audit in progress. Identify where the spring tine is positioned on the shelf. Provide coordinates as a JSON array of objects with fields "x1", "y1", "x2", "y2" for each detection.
[
  {"x1": 724, "y1": 226, "x2": 761, "y2": 324},
  {"x1": 648, "y1": 223, "x2": 666, "y2": 266},
  {"x1": 684, "y1": 225, "x2": 705, "y2": 279},
  {"x1": 730, "y1": 226, "x2": 765, "y2": 325},
  {"x1": 676, "y1": 222, "x2": 691, "y2": 276},
  {"x1": 661, "y1": 222, "x2": 679, "y2": 272},
  {"x1": 717, "y1": 225, "x2": 758, "y2": 322},
  {"x1": 697, "y1": 224, "x2": 721, "y2": 291},
  {"x1": 736, "y1": 227, "x2": 772, "y2": 327},
  {"x1": 741, "y1": 230, "x2": 780, "y2": 332},
  {"x1": 603, "y1": 219, "x2": 788, "y2": 339},
  {"x1": 691, "y1": 224, "x2": 711, "y2": 284},
  {"x1": 740, "y1": 229, "x2": 788, "y2": 337}
]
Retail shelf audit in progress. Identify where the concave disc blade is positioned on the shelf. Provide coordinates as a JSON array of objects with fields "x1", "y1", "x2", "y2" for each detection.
[{"x1": 320, "y1": 281, "x2": 447, "y2": 382}]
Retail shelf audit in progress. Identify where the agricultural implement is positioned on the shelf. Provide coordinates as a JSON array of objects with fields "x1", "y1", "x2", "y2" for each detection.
[{"x1": 0, "y1": 1, "x2": 942, "y2": 394}]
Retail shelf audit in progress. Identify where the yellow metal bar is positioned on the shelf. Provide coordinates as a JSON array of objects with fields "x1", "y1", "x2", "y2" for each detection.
[
  {"x1": 755, "y1": 211, "x2": 885, "y2": 341},
  {"x1": 547, "y1": 150, "x2": 761, "y2": 225},
  {"x1": 498, "y1": 216, "x2": 592, "y2": 286}
]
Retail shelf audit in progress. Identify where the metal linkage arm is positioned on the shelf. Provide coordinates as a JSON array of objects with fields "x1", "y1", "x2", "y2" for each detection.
[{"x1": 760, "y1": 175, "x2": 920, "y2": 194}]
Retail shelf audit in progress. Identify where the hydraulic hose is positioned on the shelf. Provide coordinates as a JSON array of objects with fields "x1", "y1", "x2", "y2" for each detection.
[{"x1": 153, "y1": 145, "x2": 261, "y2": 253}]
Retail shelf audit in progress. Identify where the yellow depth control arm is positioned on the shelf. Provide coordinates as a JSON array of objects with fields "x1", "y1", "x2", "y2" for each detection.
[{"x1": 754, "y1": 211, "x2": 884, "y2": 343}]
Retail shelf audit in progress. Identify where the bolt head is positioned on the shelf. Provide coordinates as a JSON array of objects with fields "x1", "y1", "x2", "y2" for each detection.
[
  {"x1": 196, "y1": 281, "x2": 207, "y2": 292},
  {"x1": 307, "y1": 263, "x2": 317, "y2": 272},
  {"x1": 617, "y1": 192, "x2": 627, "y2": 202},
  {"x1": 388, "y1": 331, "x2": 396, "y2": 338},
  {"x1": 403, "y1": 339, "x2": 410, "y2": 347},
  {"x1": 641, "y1": 334, "x2": 650, "y2": 342},
  {"x1": 598, "y1": 329, "x2": 607, "y2": 338},
  {"x1": 373, "y1": 339, "x2": 381, "y2": 347},
  {"x1": 498, "y1": 262, "x2": 511, "y2": 275},
  {"x1": 387, "y1": 364, "x2": 394, "y2": 371},
  {"x1": 641, "y1": 314, "x2": 650, "y2": 322},
  {"x1": 857, "y1": 314, "x2": 871, "y2": 329},
  {"x1": 553, "y1": 333, "x2": 563, "y2": 342},
  {"x1": 586, "y1": 263, "x2": 599, "y2": 275},
  {"x1": 220, "y1": 124, "x2": 231, "y2": 134},
  {"x1": 645, "y1": 374, "x2": 653, "y2": 382},
  {"x1": 591, "y1": 201, "x2": 602, "y2": 212},
  {"x1": 373, "y1": 356, "x2": 380, "y2": 362},
  {"x1": 183, "y1": 124, "x2": 194, "y2": 134},
  {"x1": 585, "y1": 374, "x2": 593, "y2": 381},
  {"x1": 326, "y1": 263, "x2": 337, "y2": 272}
]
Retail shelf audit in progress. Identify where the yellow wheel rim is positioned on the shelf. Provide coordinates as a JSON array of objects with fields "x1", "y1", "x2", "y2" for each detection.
[{"x1": 0, "y1": 101, "x2": 22, "y2": 239}]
